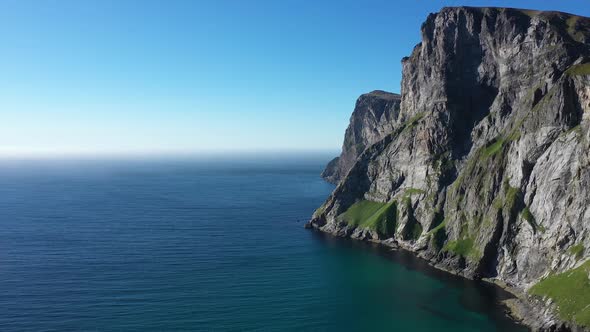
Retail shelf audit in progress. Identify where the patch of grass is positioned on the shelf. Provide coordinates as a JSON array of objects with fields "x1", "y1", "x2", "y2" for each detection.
[
  {"x1": 507, "y1": 130, "x2": 521, "y2": 142},
  {"x1": 442, "y1": 214, "x2": 481, "y2": 259},
  {"x1": 521, "y1": 206, "x2": 541, "y2": 233},
  {"x1": 313, "y1": 203, "x2": 327, "y2": 217},
  {"x1": 428, "y1": 210, "x2": 445, "y2": 230},
  {"x1": 410, "y1": 222, "x2": 423, "y2": 240},
  {"x1": 521, "y1": 207, "x2": 533, "y2": 221},
  {"x1": 492, "y1": 196, "x2": 504, "y2": 210},
  {"x1": 570, "y1": 244, "x2": 585, "y2": 260},
  {"x1": 531, "y1": 84, "x2": 559, "y2": 113},
  {"x1": 407, "y1": 112, "x2": 425, "y2": 125},
  {"x1": 566, "y1": 63, "x2": 590, "y2": 76},
  {"x1": 497, "y1": 185, "x2": 527, "y2": 230},
  {"x1": 563, "y1": 125, "x2": 582, "y2": 137},
  {"x1": 482, "y1": 217, "x2": 493, "y2": 228},
  {"x1": 530, "y1": 260, "x2": 590, "y2": 327},
  {"x1": 428, "y1": 219, "x2": 446, "y2": 235},
  {"x1": 505, "y1": 186, "x2": 521, "y2": 211},
  {"x1": 338, "y1": 200, "x2": 398, "y2": 237},
  {"x1": 428, "y1": 219, "x2": 447, "y2": 250},
  {"x1": 402, "y1": 113, "x2": 425, "y2": 132},
  {"x1": 482, "y1": 138, "x2": 505, "y2": 158},
  {"x1": 443, "y1": 237, "x2": 480, "y2": 259},
  {"x1": 339, "y1": 201, "x2": 385, "y2": 226},
  {"x1": 507, "y1": 113, "x2": 530, "y2": 142},
  {"x1": 404, "y1": 187, "x2": 426, "y2": 196}
]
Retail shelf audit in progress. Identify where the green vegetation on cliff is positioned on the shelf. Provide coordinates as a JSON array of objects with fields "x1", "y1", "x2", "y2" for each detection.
[
  {"x1": 338, "y1": 200, "x2": 398, "y2": 236},
  {"x1": 400, "y1": 196, "x2": 423, "y2": 241},
  {"x1": 427, "y1": 219, "x2": 447, "y2": 250},
  {"x1": 404, "y1": 187, "x2": 426, "y2": 197},
  {"x1": 444, "y1": 238, "x2": 477, "y2": 258},
  {"x1": 566, "y1": 63, "x2": 590, "y2": 76},
  {"x1": 570, "y1": 244, "x2": 585, "y2": 260},
  {"x1": 521, "y1": 206, "x2": 545, "y2": 233},
  {"x1": 428, "y1": 219, "x2": 446, "y2": 235},
  {"x1": 442, "y1": 214, "x2": 481, "y2": 259},
  {"x1": 482, "y1": 138, "x2": 505, "y2": 158},
  {"x1": 401, "y1": 112, "x2": 425, "y2": 133},
  {"x1": 521, "y1": 206, "x2": 534, "y2": 224},
  {"x1": 530, "y1": 260, "x2": 590, "y2": 327},
  {"x1": 408, "y1": 220, "x2": 422, "y2": 240},
  {"x1": 313, "y1": 203, "x2": 327, "y2": 217}
]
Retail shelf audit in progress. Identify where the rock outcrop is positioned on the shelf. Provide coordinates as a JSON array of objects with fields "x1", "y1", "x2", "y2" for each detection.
[
  {"x1": 310, "y1": 7, "x2": 590, "y2": 331},
  {"x1": 322, "y1": 90, "x2": 401, "y2": 183}
]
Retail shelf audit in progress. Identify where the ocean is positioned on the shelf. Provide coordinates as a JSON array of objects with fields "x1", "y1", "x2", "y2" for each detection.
[{"x1": 0, "y1": 155, "x2": 527, "y2": 331}]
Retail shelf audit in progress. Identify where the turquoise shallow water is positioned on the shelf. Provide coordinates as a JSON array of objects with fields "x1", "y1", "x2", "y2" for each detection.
[{"x1": 0, "y1": 155, "x2": 527, "y2": 331}]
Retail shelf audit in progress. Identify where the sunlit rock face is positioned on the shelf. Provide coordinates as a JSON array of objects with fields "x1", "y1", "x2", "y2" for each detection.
[
  {"x1": 321, "y1": 90, "x2": 401, "y2": 184},
  {"x1": 311, "y1": 7, "x2": 590, "y2": 331}
]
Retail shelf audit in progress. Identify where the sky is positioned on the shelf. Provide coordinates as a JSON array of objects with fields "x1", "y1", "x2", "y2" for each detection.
[{"x1": 1, "y1": 0, "x2": 589, "y2": 157}]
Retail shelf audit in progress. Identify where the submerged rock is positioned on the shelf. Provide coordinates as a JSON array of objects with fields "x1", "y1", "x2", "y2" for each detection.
[{"x1": 311, "y1": 6, "x2": 590, "y2": 331}]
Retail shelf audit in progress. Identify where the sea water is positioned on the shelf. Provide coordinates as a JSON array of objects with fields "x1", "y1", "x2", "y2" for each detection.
[{"x1": 0, "y1": 155, "x2": 527, "y2": 331}]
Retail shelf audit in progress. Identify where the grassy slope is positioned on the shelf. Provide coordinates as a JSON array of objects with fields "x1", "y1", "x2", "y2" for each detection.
[
  {"x1": 530, "y1": 260, "x2": 590, "y2": 327},
  {"x1": 338, "y1": 200, "x2": 397, "y2": 236}
]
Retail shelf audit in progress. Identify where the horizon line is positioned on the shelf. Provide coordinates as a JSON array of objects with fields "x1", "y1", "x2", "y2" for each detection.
[{"x1": 0, "y1": 148, "x2": 341, "y2": 160}]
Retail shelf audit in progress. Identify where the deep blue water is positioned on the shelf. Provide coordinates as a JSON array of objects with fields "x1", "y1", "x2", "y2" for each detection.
[{"x1": 0, "y1": 155, "x2": 527, "y2": 331}]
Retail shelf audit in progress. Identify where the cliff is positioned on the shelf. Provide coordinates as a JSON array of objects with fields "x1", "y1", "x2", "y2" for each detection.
[
  {"x1": 322, "y1": 90, "x2": 401, "y2": 183},
  {"x1": 310, "y1": 7, "x2": 590, "y2": 331}
]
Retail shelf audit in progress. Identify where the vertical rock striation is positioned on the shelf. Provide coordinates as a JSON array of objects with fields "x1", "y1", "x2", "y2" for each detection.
[
  {"x1": 322, "y1": 90, "x2": 401, "y2": 184},
  {"x1": 309, "y1": 7, "x2": 590, "y2": 331}
]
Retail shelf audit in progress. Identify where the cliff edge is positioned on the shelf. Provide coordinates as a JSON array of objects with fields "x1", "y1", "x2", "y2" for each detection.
[{"x1": 322, "y1": 90, "x2": 401, "y2": 183}]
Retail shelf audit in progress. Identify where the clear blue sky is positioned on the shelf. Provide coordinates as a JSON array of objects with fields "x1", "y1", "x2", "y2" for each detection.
[{"x1": 1, "y1": 0, "x2": 588, "y2": 157}]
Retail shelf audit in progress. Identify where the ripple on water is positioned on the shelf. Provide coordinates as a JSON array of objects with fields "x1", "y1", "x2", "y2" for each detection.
[{"x1": 0, "y1": 157, "x2": 528, "y2": 331}]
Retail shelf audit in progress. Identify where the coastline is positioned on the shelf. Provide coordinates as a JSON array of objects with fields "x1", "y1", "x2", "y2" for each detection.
[
  {"x1": 308, "y1": 7, "x2": 590, "y2": 332},
  {"x1": 306, "y1": 224, "x2": 583, "y2": 332}
]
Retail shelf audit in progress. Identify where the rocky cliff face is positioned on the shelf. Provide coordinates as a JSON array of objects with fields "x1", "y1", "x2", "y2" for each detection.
[
  {"x1": 309, "y1": 7, "x2": 590, "y2": 331},
  {"x1": 322, "y1": 90, "x2": 401, "y2": 183}
]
